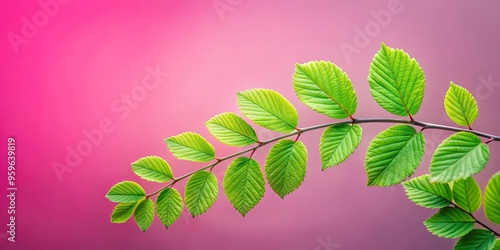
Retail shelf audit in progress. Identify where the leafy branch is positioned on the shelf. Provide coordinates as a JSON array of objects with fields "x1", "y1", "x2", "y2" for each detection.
[{"x1": 106, "y1": 43, "x2": 500, "y2": 249}]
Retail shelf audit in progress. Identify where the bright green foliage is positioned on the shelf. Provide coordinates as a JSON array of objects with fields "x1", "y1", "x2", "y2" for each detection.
[
  {"x1": 265, "y1": 139, "x2": 307, "y2": 198},
  {"x1": 454, "y1": 229, "x2": 496, "y2": 250},
  {"x1": 185, "y1": 171, "x2": 219, "y2": 217},
  {"x1": 134, "y1": 199, "x2": 154, "y2": 232},
  {"x1": 111, "y1": 201, "x2": 141, "y2": 223},
  {"x1": 132, "y1": 156, "x2": 173, "y2": 183},
  {"x1": 156, "y1": 188, "x2": 184, "y2": 229},
  {"x1": 293, "y1": 61, "x2": 357, "y2": 119},
  {"x1": 165, "y1": 132, "x2": 215, "y2": 162},
  {"x1": 320, "y1": 124, "x2": 362, "y2": 170},
  {"x1": 223, "y1": 157, "x2": 266, "y2": 216},
  {"x1": 493, "y1": 240, "x2": 500, "y2": 250},
  {"x1": 365, "y1": 125, "x2": 425, "y2": 186},
  {"x1": 444, "y1": 82, "x2": 479, "y2": 128},
  {"x1": 424, "y1": 207, "x2": 475, "y2": 239},
  {"x1": 484, "y1": 172, "x2": 500, "y2": 224},
  {"x1": 453, "y1": 177, "x2": 482, "y2": 213},
  {"x1": 206, "y1": 112, "x2": 259, "y2": 146},
  {"x1": 106, "y1": 181, "x2": 146, "y2": 202},
  {"x1": 368, "y1": 43, "x2": 425, "y2": 117},
  {"x1": 430, "y1": 132, "x2": 490, "y2": 183},
  {"x1": 237, "y1": 89, "x2": 298, "y2": 133},
  {"x1": 402, "y1": 174, "x2": 452, "y2": 209}
]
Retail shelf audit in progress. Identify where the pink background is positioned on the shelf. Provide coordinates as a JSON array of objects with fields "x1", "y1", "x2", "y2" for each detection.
[{"x1": 1, "y1": 0, "x2": 500, "y2": 249}]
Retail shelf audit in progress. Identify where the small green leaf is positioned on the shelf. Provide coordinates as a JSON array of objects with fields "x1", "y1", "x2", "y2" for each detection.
[
  {"x1": 423, "y1": 207, "x2": 475, "y2": 239},
  {"x1": 237, "y1": 89, "x2": 298, "y2": 133},
  {"x1": 454, "y1": 229, "x2": 496, "y2": 250},
  {"x1": 365, "y1": 125, "x2": 425, "y2": 186},
  {"x1": 430, "y1": 132, "x2": 490, "y2": 183},
  {"x1": 368, "y1": 43, "x2": 425, "y2": 117},
  {"x1": 444, "y1": 82, "x2": 479, "y2": 129},
  {"x1": 293, "y1": 61, "x2": 357, "y2": 119},
  {"x1": 134, "y1": 199, "x2": 154, "y2": 232},
  {"x1": 484, "y1": 172, "x2": 500, "y2": 224},
  {"x1": 156, "y1": 188, "x2": 184, "y2": 229},
  {"x1": 111, "y1": 201, "x2": 141, "y2": 223},
  {"x1": 265, "y1": 139, "x2": 307, "y2": 198},
  {"x1": 493, "y1": 239, "x2": 500, "y2": 250},
  {"x1": 206, "y1": 112, "x2": 258, "y2": 146},
  {"x1": 223, "y1": 157, "x2": 266, "y2": 216},
  {"x1": 320, "y1": 124, "x2": 362, "y2": 170},
  {"x1": 165, "y1": 132, "x2": 215, "y2": 162},
  {"x1": 453, "y1": 177, "x2": 482, "y2": 213},
  {"x1": 131, "y1": 156, "x2": 173, "y2": 182},
  {"x1": 106, "y1": 181, "x2": 146, "y2": 202},
  {"x1": 402, "y1": 174, "x2": 452, "y2": 209},
  {"x1": 185, "y1": 171, "x2": 218, "y2": 217}
]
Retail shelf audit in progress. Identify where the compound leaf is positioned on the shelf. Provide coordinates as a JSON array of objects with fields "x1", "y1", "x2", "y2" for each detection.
[
  {"x1": 106, "y1": 181, "x2": 146, "y2": 202},
  {"x1": 206, "y1": 112, "x2": 258, "y2": 146},
  {"x1": 132, "y1": 156, "x2": 173, "y2": 183},
  {"x1": 265, "y1": 139, "x2": 307, "y2": 198},
  {"x1": 444, "y1": 82, "x2": 479, "y2": 129},
  {"x1": 165, "y1": 132, "x2": 215, "y2": 162},
  {"x1": 365, "y1": 125, "x2": 425, "y2": 186},
  {"x1": 185, "y1": 171, "x2": 218, "y2": 217},
  {"x1": 453, "y1": 177, "x2": 482, "y2": 214},
  {"x1": 484, "y1": 172, "x2": 500, "y2": 224},
  {"x1": 424, "y1": 207, "x2": 475, "y2": 239},
  {"x1": 402, "y1": 174, "x2": 452, "y2": 209},
  {"x1": 454, "y1": 229, "x2": 496, "y2": 250},
  {"x1": 237, "y1": 89, "x2": 298, "y2": 133},
  {"x1": 430, "y1": 132, "x2": 489, "y2": 183},
  {"x1": 134, "y1": 199, "x2": 154, "y2": 232},
  {"x1": 223, "y1": 157, "x2": 265, "y2": 216},
  {"x1": 293, "y1": 61, "x2": 357, "y2": 119},
  {"x1": 156, "y1": 188, "x2": 184, "y2": 229},
  {"x1": 320, "y1": 124, "x2": 362, "y2": 170}
]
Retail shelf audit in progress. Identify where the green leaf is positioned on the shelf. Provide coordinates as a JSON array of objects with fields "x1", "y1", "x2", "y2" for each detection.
[
  {"x1": 106, "y1": 181, "x2": 146, "y2": 202},
  {"x1": 165, "y1": 132, "x2": 215, "y2": 162},
  {"x1": 430, "y1": 132, "x2": 490, "y2": 183},
  {"x1": 111, "y1": 201, "x2": 141, "y2": 223},
  {"x1": 293, "y1": 61, "x2": 357, "y2": 119},
  {"x1": 156, "y1": 188, "x2": 184, "y2": 229},
  {"x1": 444, "y1": 82, "x2": 479, "y2": 129},
  {"x1": 484, "y1": 172, "x2": 500, "y2": 224},
  {"x1": 402, "y1": 174, "x2": 452, "y2": 209},
  {"x1": 237, "y1": 89, "x2": 298, "y2": 133},
  {"x1": 423, "y1": 207, "x2": 475, "y2": 239},
  {"x1": 493, "y1": 239, "x2": 500, "y2": 250},
  {"x1": 365, "y1": 125, "x2": 425, "y2": 186},
  {"x1": 185, "y1": 171, "x2": 219, "y2": 217},
  {"x1": 134, "y1": 199, "x2": 154, "y2": 232},
  {"x1": 265, "y1": 139, "x2": 308, "y2": 198},
  {"x1": 206, "y1": 112, "x2": 259, "y2": 146},
  {"x1": 131, "y1": 156, "x2": 173, "y2": 183},
  {"x1": 320, "y1": 124, "x2": 362, "y2": 170},
  {"x1": 453, "y1": 177, "x2": 482, "y2": 213},
  {"x1": 223, "y1": 157, "x2": 266, "y2": 216},
  {"x1": 368, "y1": 43, "x2": 425, "y2": 117},
  {"x1": 454, "y1": 229, "x2": 496, "y2": 250}
]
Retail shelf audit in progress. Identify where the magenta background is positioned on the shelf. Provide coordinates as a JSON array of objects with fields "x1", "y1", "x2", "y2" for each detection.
[{"x1": 1, "y1": 1, "x2": 500, "y2": 249}]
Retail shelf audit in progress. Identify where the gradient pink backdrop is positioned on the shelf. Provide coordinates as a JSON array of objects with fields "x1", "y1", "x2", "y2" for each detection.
[{"x1": 1, "y1": 1, "x2": 500, "y2": 249}]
